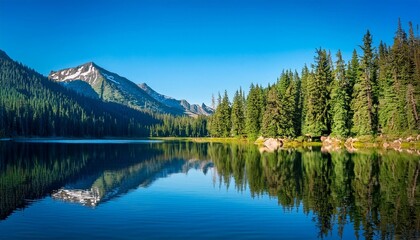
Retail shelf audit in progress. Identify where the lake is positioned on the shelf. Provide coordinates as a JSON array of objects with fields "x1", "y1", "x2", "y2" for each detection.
[{"x1": 0, "y1": 140, "x2": 419, "y2": 239}]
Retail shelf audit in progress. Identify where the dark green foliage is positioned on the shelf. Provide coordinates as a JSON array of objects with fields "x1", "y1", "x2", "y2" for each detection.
[
  {"x1": 150, "y1": 114, "x2": 208, "y2": 137},
  {"x1": 208, "y1": 90, "x2": 231, "y2": 137},
  {"x1": 276, "y1": 71, "x2": 299, "y2": 137},
  {"x1": 245, "y1": 84, "x2": 264, "y2": 139},
  {"x1": 345, "y1": 49, "x2": 360, "y2": 132},
  {"x1": 351, "y1": 30, "x2": 379, "y2": 136},
  {"x1": 331, "y1": 50, "x2": 351, "y2": 137},
  {"x1": 304, "y1": 48, "x2": 333, "y2": 136},
  {"x1": 377, "y1": 20, "x2": 420, "y2": 134},
  {"x1": 261, "y1": 86, "x2": 280, "y2": 137},
  {"x1": 219, "y1": 91, "x2": 232, "y2": 137},
  {"x1": 230, "y1": 89, "x2": 246, "y2": 137},
  {"x1": 212, "y1": 20, "x2": 419, "y2": 139},
  {"x1": 378, "y1": 41, "x2": 401, "y2": 133},
  {"x1": 300, "y1": 65, "x2": 310, "y2": 134},
  {"x1": 293, "y1": 71, "x2": 302, "y2": 136}
]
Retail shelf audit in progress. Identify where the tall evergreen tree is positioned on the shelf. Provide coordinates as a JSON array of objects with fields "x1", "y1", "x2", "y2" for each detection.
[
  {"x1": 209, "y1": 91, "x2": 231, "y2": 137},
  {"x1": 377, "y1": 41, "x2": 401, "y2": 133},
  {"x1": 231, "y1": 89, "x2": 245, "y2": 137},
  {"x1": 392, "y1": 19, "x2": 419, "y2": 131},
  {"x1": 300, "y1": 65, "x2": 310, "y2": 134},
  {"x1": 304, "y1": 48, "x2": 333, "y2": 136},
  {"x1": 293, "y1": 71, "x2": 302, "y2": 136},
  {"x1": 351, "y1": 30, "x2": 379, "y2": 136},
  {"x1": 346, "y1": 49, "x2": 360, "y2": 132},
  {"x1": 219, "y1": 90, "x2": 232, "y2": 137},
  {"x1": 261, "y1": 86, "x2": 280, "y2": 137},
  {"x1": 276, "y1": 71, "x2": 298, "y2": 137},
  {"x1": 408, "y1": 21, "x2": 420, "y2": 130},
  {"x1": 331, "y1": 50, "x2": 350, "y2": 137},
  {"x1": 245, "y1": 84, "x2": 263, "y2": 139}
]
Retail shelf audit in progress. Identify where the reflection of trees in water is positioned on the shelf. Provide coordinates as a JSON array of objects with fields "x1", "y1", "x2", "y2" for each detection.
[
  {"x1": 1, "y1": 141, "x2": 419, "y2": 238},
  {"x1": 211, "y1": 144, "x2": 420, "y2": 239},
  {"x1": 0, "y1": 143, "x2": 91, "y2": 220}
]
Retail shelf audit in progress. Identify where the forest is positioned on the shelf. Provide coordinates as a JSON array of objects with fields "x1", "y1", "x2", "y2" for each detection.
[{"x1": 208, "y1": 20, "x2": 420, "y2": 139}]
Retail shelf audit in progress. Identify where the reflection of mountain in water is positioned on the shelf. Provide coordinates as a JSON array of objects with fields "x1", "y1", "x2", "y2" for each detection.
[
  {"x1": 51, "y1": 158, "x2": 213, "y2": 207},
  {"x1": 0, "y1": 141, "x2": 210, "y2": 219}
]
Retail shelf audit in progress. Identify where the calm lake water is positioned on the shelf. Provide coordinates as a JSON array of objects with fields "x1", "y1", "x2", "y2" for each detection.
[{"x1": 0, "y1": 140, "x2": 419, "y2": 239}]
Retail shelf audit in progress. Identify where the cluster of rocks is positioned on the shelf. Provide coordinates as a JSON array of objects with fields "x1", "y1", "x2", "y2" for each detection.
[
  {"x1": 254, "y1": 134, "x2": 420, "y2": 154},
  {"x1": 382, "y1": 135, "x2": 420, "y2": 153},
  {"x1": 320, "y1": 136, "x2": 343, "y2": 152},
  {"x1": 255, "y1": 137, "x2": 283, "y2": 153}
]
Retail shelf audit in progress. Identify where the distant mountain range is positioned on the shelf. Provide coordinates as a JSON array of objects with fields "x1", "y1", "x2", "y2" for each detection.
[
  {"x1": 138, "y1": 83, "x2": 214, "y2": 117},
  {"x1": 49, "y1": 62, "x2": 213, "y2": 116}
]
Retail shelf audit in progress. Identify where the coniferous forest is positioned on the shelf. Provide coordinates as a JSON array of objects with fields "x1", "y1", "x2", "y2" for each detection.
[
  {"x1": 209, "y1": 20, "x2": 420, "y2": 139},
  {"x1": 1, "y1": 20, "x2": 419, "y2": 139}
]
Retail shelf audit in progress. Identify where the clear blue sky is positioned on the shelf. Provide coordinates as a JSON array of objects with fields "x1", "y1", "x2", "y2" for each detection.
[{"x1": 1, "y1": 0, "x2": 419, "y2": 105}]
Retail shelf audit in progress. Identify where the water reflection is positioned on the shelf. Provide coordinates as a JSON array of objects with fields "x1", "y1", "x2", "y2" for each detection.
[
  {"x1": 0, "y1": 141, "x2": 419, "y2": 239},
  {"x1": 211, "y1": 145, "x2": 420, "y2": 239}
]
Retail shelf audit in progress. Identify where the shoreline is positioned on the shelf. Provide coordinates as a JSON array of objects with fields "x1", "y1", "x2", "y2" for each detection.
[{"x1": 2, "y1": 135, "x2": 420, "y2": 150}]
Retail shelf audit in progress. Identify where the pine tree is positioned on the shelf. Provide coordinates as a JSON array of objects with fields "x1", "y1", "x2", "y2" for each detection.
[
  {"x1": 351, "y1": 30, "x2": 378, "y2": 136},
  {"x1": 261, "y1": 86, "x2": 280, "y2": 137},
  {"x1": 293, "y1": 70, "x2": 302, "y2": 136},
  {"x1": 219, "y1": 90, "x2": 231, "y2": 137},
  {"x1": 401, "y1": 21, "x2": 419, "y2": 131},
  {"x1": 276, "y1": 71, "x2": 298, "y2": 137},
  {"x1": 304, "y1": 48, "x2": 333, "y2": 136},
  {"x1": 409, "y1": 21, "x2": 420, "y2": 130},
  {"x1": 346, "y1": 49, "x2": 360, "y2": 132},
  {"x1": 300, "y1": 65, "x2": 310, "y2": 134},
  {"x1": 245, "y1": 84, "x2": 263, "y2": 139},
  {"x1": 231, "y1": 89, "x2": 246, "y2": 137},
  {"x1": 331, "y1": 50, "x2": 350, "y2": 137},
  {"x1": 378, "y1": 41, "x2": 400, "y2": 133}
]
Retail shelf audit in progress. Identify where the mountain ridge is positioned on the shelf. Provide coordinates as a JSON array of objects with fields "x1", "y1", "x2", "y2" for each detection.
[
  {"x1": 49, "y1": 62, "x2": 213, "y2": 116},
  {"x1": 138, "y1": 83, "x2": 213, "y2": 117}
]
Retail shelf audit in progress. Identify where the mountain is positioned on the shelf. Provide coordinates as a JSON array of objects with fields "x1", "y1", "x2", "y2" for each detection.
[
  {"x1": 138, "y1": 83, "x2": 214, "y2": 117},
  {"x1": 49, "y1": 63, "x2": 209, "y2": 116},
  {"x1": 0, "y1": 50, "x2": 158, "y2": 137}
]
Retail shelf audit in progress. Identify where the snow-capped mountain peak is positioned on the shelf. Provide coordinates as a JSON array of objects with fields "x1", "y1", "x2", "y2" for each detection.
[{"x1": 48, "y1": 63, "x2": 212, "y2": 116}]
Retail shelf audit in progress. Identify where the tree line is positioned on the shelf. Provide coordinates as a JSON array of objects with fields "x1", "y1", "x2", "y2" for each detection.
[{"x1": 209, "y1": 20, "x2": 420, "y2": 139}]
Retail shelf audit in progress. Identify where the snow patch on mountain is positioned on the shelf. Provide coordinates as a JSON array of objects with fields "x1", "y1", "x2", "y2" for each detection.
[
  {"x1": 49, "y1": 62, "x2": 100, "y2": 85},
  {"x1": 102, "y1": 73, "x2": 119, "y2": 84}
]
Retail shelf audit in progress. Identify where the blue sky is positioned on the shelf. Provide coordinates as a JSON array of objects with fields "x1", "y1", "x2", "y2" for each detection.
[{"x1": 1, "y1": 0, "x2": 419, "y2": 105}]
